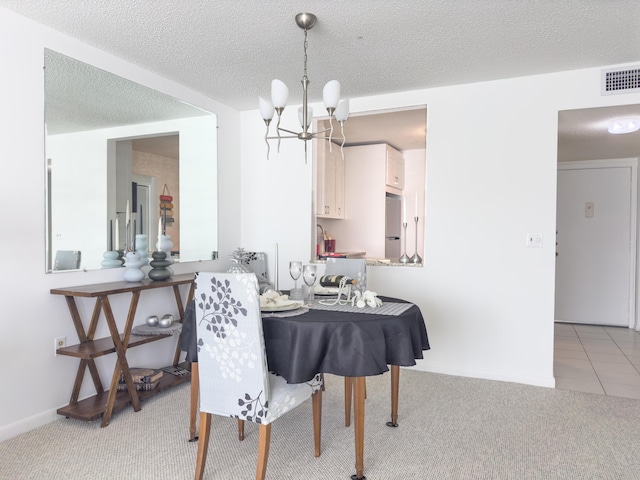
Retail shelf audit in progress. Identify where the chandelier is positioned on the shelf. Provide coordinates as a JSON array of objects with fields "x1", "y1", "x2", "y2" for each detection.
[{"x1": 259, "y1": 13, "x2": 349, "y2": 161}]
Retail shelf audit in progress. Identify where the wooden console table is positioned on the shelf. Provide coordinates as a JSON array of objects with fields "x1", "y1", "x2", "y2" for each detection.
[{"x1": 51, "y1": 274, "x2": 195, "y2": 427}]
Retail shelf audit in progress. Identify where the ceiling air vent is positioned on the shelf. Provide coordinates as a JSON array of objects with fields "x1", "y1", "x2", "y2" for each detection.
[{"x1": 602, "y1": 67, "x2": 640, "y2": 95}]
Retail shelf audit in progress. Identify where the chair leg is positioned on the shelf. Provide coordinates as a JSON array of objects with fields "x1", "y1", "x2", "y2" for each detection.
[
  {"x1": 189, "y1": 362, "x2": 199, "y2": 441},
  {"x1": 194, "y1": 412, "x2": 212, "y2": 480},
  {"x1": 238, "y1": 418, "x2": 245, "y2": 441},
  {"x1": 312, "y1": 389, "x2": 323, "y2": 457},
  {"x1": 256, "y1": 423, "x2": 272, "y2": 480}
]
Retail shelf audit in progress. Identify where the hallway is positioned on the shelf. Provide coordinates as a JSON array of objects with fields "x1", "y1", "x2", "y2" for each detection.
[{"x1": 555, "y1": 323, "x2": 640, "y2": 399}]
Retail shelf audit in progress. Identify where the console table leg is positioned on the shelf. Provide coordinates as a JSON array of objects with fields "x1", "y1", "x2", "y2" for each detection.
[{"x1": 101, "y1": 294, "x2": 141, "y2": 427}]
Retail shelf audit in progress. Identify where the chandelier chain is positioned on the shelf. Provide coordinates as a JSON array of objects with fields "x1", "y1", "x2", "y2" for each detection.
[{"x1": 303, "y1": 28, "x2": 309, "y2": 81}]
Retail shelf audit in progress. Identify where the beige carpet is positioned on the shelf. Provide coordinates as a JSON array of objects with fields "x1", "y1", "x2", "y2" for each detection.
[{"x1": 2, "y1": 369, "x2": 640, "y2": 479}]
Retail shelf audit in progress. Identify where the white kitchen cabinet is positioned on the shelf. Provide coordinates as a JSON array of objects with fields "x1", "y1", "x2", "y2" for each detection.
[
  {"x1": 315, "y1": 135, "x2": 345, "y2": 219},
  {"x1": 385, "y1": 145, "x2": 405, "y2": 192},
  {"x1": 324, "y1": 143, "x2": 404, "y2": 259}
]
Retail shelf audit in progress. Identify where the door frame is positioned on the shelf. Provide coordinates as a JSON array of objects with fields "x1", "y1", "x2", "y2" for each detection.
[{"x1": 557, "y1": 158, "x2": 638, "y2": 329}]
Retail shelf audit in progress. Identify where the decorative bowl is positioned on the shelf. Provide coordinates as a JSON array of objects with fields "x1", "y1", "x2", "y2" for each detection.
[
  {"x1": 146, "y1": 315, "x2": 159, "y2": 327},
  {"x1": 159, "y1": 314, "x2": 173, "y2": 328}
]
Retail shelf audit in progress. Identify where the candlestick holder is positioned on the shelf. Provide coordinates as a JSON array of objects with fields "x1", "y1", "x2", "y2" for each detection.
[
  {"x1": 410, "y1": 216, "x2": 422, "y2": 264},
  {"x1": 148, "y1": 250, "x2": 172, "y2": 281},
  {"x1": 399, "y1": 222, "x2": 410, "y2": 263},
  {"x1": 156, "y1": 234, "x2": 174, "y2": 276},
  {"x1": 123, "y1": 251, "x2": 145, "y2": 282},
  {"x1": 101, "y1": 250, "x2": 122, "y2": 268},
  {"x1": 135, "y1": 234, "x2": 149, "y2": 266}
]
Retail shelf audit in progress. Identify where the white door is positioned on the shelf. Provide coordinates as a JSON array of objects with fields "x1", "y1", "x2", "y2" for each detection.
[{"x1": 555, "y1": 160, "x2": 637, "y2": 326}]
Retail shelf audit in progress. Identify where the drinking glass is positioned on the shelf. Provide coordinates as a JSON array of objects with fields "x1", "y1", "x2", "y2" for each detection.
[
  {"x1": 289, "y1": 261, "x2": 303, "y2": 300},
  {"x1": 302, "y1": 264, "x2": 317, "y2": 301}
]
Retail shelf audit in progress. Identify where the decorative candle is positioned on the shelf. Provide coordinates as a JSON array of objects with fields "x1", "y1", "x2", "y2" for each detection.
[
  {"x1": 403, "y1": 196, "x2": 407, "y2": 224},
  {"x1": 115, "y1": 218, "x2": 120, "y2": 250},
  {"x1": 157, "y1": 217, "x2": 162, "y2": 247},
  {"x1": 415, "y1": 191, "x2": 418, "y2": 218},
  {"x1": 133, "y1": 220, "x2": 136, "y2": 250},
  {"x1": 163, "y1": 205, "x2": 167, "y2": 235},
  {"x1": 275, "y1": 243, "x2": 279, "y2": 291},
  {"x1": 109, "y1": 220, "x2": 113, "y2": 251},
  {"x1": 126, "y1": 200, "x2": 130, "y2": 226},
  {"x1": 139, "y1": 204, "x2": 143, "y2": 234}
]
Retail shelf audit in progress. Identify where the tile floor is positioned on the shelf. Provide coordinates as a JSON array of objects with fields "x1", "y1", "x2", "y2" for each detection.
[{"x1": 555, "y1": 322, "x2": 640, "y2": 399}]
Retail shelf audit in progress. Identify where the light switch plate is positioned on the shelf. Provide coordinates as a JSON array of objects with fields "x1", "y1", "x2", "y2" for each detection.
[{"x1": 526, "y1": 233, "x2": 543, "y2": 247}]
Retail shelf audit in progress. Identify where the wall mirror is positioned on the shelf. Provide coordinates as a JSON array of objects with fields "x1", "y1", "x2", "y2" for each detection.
[
  {"x1": 44, "y1": 49, "x2": 218, "y2": 272},
  {"x1": 314, "y1": 106, "x2": 427, "y2": 264}
]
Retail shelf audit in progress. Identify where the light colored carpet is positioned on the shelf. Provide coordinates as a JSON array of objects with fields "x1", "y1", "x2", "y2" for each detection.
[{"x1": 2, "y1": 369, "x2": 640, "y2": 479}]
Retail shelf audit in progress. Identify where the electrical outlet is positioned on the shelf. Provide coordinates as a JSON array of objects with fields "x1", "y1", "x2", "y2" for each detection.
[{"x1": 54, "y1": 336, "x2": 66, "y2": 356}]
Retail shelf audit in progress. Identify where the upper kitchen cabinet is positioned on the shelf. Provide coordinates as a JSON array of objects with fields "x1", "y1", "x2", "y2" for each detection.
[
  {"x1": 315, "y1": 130, "x2": 345, "y2": 219},
  {"x1": 385, "y1": 145, "x2": 405, "y2": 193}
]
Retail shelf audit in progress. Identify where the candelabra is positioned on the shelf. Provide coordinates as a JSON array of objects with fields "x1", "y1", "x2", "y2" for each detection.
[
  {"x1": 410, "y1": 216, "x2": 422, "y2": 264},
  {"x1": 399, "y1": 222, "x2": 410, "y2": 263}
]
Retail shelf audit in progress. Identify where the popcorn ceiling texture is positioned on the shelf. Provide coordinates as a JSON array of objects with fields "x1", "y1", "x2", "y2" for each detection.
[{"x1": 2, "y1": 0, "x2": 639, "y2": 110}]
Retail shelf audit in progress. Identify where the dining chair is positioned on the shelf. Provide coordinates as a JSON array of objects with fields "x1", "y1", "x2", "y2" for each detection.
[
  {"x1": 193, "y1": 272, "x2": 323, "y2": 480},
  {"x1": 53, "y1": 250, "x2": 81, "y2": 270}
]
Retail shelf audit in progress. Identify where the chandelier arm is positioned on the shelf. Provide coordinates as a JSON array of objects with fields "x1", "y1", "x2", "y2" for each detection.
[
  {"x1": 265, "y1": 126, "x2": 271, "y2": 160},
  {"x1": 277, "y1": 126, "x2": 301, "y2": 136},
  {"x1": 266, "y1": 134, "x2": 299, "y2": 140},
  {"x1": 276, "y1": 114, "x2": 283, "y2": 153},
  {"x1": 328, "y1": 117, "x2": 334, "y2": 152},
  {"x1": 340, "y1": 122, "x2": 346, "y2": 160}
]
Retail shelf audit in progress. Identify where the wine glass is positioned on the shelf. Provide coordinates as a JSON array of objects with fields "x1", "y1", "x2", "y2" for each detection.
[
  {"x1": 289, "y1": 261, "x2": 303, "y2": 300},
  {"x1": 302, "y1": 264, "x2": 317, "y2": 301}
]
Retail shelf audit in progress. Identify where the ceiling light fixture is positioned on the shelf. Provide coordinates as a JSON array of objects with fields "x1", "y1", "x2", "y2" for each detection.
[
  {"x1": 259, "y1": 13, "x2": 349, "y2": 161},
  {"x1": 607, "y1": 117, "x2": 640, "y2": 135}
]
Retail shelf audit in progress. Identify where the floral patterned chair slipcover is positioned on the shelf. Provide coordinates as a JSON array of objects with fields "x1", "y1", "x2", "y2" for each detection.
[{"x1": 193, "y1": 272, "x2": 323, "y2": 480}]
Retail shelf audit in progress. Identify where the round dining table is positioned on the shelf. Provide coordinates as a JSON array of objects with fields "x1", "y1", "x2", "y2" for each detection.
[{"x1": 181, "y1": 295, "x2": 430, "y2": 480}]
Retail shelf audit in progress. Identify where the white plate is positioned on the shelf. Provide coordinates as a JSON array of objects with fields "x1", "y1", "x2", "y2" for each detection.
[{"x1": 260, "y1": 301, "x2": 301, "y2": 312}]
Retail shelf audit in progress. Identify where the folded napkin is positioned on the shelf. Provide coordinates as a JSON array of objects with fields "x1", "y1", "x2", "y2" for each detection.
[{"x1": 260, "y1": 291, "x2": 293, "y2": 308}]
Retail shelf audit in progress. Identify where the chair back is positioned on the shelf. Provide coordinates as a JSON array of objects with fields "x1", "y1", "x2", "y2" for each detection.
[
  {"x1": 244, "y1": 251, "x2": 272, "y2": 293},
  {"x1": 54, "y1": 250, "x2": 81, "y2": 270},
  {"x1": 324, "y1": 258, "x2": 367, "y2": 291},
  {"x1": 194, "y1": 272, "x2": 272, "y2": 423}
]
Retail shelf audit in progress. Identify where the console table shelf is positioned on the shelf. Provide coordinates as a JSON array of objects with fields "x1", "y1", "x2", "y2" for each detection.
[
  {"x1": 57, "y1": 361, "x2": 192, "y2": 422},
  {"x1": 51, "y1": 274, "x2": 195, "y2": 427}
]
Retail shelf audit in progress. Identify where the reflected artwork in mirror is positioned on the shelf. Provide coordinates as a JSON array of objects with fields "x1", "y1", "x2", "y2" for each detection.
[{"x1": 44, "y1": 49, "x2": 218, "y2": 272}]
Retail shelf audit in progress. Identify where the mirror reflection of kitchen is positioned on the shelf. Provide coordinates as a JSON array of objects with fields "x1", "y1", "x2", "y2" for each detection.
[{"x1": 314, "y1": 106, "x2": 426, "y2": 264}]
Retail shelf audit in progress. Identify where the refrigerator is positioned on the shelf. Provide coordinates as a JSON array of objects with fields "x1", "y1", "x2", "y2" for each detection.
[{"x1": 385, "y1": 193, "x2": 402, "y2": 260}]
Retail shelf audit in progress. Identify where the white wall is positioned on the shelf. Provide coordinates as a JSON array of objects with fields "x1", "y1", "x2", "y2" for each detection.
[
  {"x1": 5, "y1": 4, "x2": 640, "y2": 442},
  {"x1": 241, "y1": 62, "x2": 640, "y2": 390},
  {"x1": 0, "y1": 8, "x2": 241, "y2": 441}
]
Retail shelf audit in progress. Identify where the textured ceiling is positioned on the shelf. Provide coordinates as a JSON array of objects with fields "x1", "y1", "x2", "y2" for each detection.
[
  {"x1": 4, "y1": 1, "x2": 640, "y2": 157},
  {"x1": 4, "y1": 1, "x2": 640, "y2": 110}
]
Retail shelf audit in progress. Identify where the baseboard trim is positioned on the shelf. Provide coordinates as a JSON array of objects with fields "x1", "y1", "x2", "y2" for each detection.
[
  {"x1": 409, "y1": 363, "x2": 556, "y2": 388},
  {"x1": 0, "y1": 408, "x2": 60, "y2": 442}
]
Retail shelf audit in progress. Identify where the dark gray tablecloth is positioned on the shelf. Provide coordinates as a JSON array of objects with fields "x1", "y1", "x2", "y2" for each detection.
[{"x1": 180, "y1": 296, "x2": 429, "y2": 384}]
